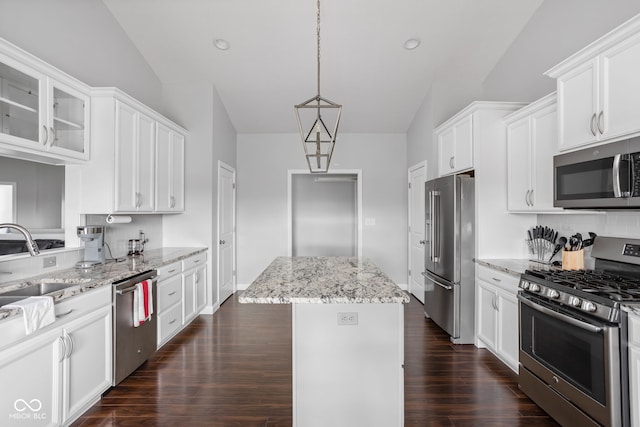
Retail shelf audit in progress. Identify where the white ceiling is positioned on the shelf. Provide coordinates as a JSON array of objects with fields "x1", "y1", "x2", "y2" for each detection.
[{"x1": 102, "y1": 0, "x2": 543, "y2": 134}]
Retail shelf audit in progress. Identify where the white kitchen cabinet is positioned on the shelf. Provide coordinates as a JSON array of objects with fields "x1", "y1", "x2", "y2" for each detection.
[
  {"x1": 0, "y1": 285, "x2": 111, "y2": 427},
  {"x1": 546, "y1": 16, "x2": 640, "y2": 151},
  {"x1": 437, "y1": 114, "x2": 473, "y2": 176},
  {"x1": 0, "y1": 325, "x2": 62, "y2": 426},
  {"x1": 506, "y1": 93, "x2": 562, "y2": 212},
  {"x1": 476, "y1": 265, "x2": 520, "y2": 373},
  {"x1": 155, "y1": 122, "x2": 185, "y2": 212},
  {"x1": 0, "y1": 37, "x2": 90, "y2": 163},
  {"x1": 156, "y1": 252, "x2": 207, "y2": 349},
  {"x1": 114, "y1": 100, "x2": 155, "y2": 212},
  {"x1": 61, "y1": 304, "x2": 112, "y2": 425},
  {"x1": 629, "y1": 311, "x2": 640, "y2": 427},
  {"x1": 81, "y1": 87, "x2": 186, "y2": 214},
  {"x1": 156, "y1": 261, "x2": 183, "y2": 348}
]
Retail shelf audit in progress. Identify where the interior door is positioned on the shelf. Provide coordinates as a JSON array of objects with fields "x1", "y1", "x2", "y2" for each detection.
[
  {"x1": 408, "y1": 162, "x2": 426, "y2": 303},
  {"x1": 217, "y1": 162, "x2": 236, "y2": 305}
]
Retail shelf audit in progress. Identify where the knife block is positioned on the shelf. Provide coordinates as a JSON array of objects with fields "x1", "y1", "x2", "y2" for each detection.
[{"x1": 562, "y1": 249, "x2": 584, "y2": 270}]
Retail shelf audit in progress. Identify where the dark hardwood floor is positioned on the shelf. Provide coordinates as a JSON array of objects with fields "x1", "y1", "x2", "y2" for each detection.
[{"x1": 73, "y1": 294, "x2": 558, "y2": 426}]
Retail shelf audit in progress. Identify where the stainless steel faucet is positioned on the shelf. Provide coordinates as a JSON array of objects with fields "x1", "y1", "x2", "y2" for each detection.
[{"x1": 0, "y1": 223, "x2": 40, "y2": 256}]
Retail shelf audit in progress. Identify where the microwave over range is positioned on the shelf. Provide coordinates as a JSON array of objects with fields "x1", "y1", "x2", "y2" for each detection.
[{"x1": 554, "y1": 137, "x2": 640, "y2": 208}]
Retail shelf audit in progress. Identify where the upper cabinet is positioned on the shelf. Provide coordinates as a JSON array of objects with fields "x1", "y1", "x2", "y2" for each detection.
[
  {"x1": 436, "y1": 114, "x2": 473, "y2": 176},
  {"x1": 0, "y1": 38, "x2": 90, "y2": 162},
  {"x1": 81, "y1": 88, "x2": 186, "y2": 214},
  {"x1": 505, "y1": 93, "x2": 562, "y2": 213},
  {"x1": 155, "y1": 122, "x2": 185, "y2": 212},
  {"x1": 546, "y1": 15, "x2": 640, "y2": 151}
]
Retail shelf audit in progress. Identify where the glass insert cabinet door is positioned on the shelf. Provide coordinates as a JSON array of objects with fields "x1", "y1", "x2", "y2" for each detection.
[
  {"x1": 0, "y1": 52, "x2": 89, "y2": 160},
  {"x1": 0, "y1": 59, "x2": 42, "y2": 146},
  {"x1": 48, "y1": 81, "x2": 88, "y2": 158}
]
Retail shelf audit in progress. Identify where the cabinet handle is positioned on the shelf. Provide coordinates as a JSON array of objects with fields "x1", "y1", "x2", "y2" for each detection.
[
  {"x1": 590, "y1": 113, "x2": 597, "y2": 136},
  {"x1": 58, "y1": 336, "x2": 66, "y2": 363},
  {"x1": 449, "y1": 156, "x2": 455, "y2": 169},
  {"x1": 135, "y1": 192, "x2": 141, "y2": 208},
  {"x1": 168, "y1": 269, "x2": 177, "y2": 273},
  {"x1": 42, "y1": 126, "x2": 49, "y2": 146},
  {"x1": 49, "y1": 127, "x2": 56, "y2": 146},
  {"x1": 491, "y1": 277, "x2": 502, "y2": 282},
  {"x1": 65, "y1": 332, "x2": 74, "y2": 358},
  {"x1": 169, "y1": 318, "x2": 177, "y2": 325},
  {"x1": 194, "y1": 259, "x2": 200, "y2": 263},
  {"x1": 525, "y1": 190, "x2": 530, "y2": 206},
  {"x1": 168, "y1": 290, "x2": 176, "y2": 296},
  {"x1": 528, "y1": 189, "x2": 534, "y2": 207},
  {"x1": 170, "y1": 196, "x2": 176, "y2": 208},
  {"x1": 220, "y1": 240, "x2": 225, "y2": 245},
  {"x1": 56, "y1": 309, "x2": 74, "y2": 318},
  {"x1": 419, "y1": 240, "x2": 426, "y2": 245},
  {"x1": 597, "y1": 111, "x2": 604, "y2": 135}
]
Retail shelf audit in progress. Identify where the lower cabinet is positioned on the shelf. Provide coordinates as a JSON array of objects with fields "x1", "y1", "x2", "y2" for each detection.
[
  {"x1": 0, "y1": 286, "x2": 112, "y2": 427},
  {"x1": 629, "y1": 311, "x2": 640, "y2": 427},
  {"x1": 476, "y1": 266, "x2": 520, "y2": 373},
  {"x1": 156, "y1": 251, "x2": 207, "y2": 349}
]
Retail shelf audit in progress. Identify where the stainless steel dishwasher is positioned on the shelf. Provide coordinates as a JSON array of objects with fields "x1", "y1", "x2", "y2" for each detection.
[{"x1": 112, "y1": 270, "x2": 157, "y2": 386}]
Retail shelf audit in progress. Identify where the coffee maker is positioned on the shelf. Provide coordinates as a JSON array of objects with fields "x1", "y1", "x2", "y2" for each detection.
[{"x1": 76, "y1": 225, "x2": 106, "y2": 268}]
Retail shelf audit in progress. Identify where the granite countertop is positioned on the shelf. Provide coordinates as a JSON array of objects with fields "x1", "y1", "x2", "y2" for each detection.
[
  {"x1": 239, "y1": 256, "x2": 410, "y2": 304},
  {"x1": 475, "y1": 258, "x2": 557, "y2": 276},
  {"x1": 0, "y1": 247, "x2": 207, "y2": 321}
]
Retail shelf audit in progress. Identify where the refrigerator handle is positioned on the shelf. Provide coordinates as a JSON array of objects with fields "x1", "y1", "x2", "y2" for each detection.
[
  {"x1": 433, "y1": 190, "x2": 440, "y2": 263},
  {"x1": 421, "y1": 271, "x2": 454, "y2": 290},
  {"x1": 427, "y1": 190, "x2": 433, "y2": 262}
]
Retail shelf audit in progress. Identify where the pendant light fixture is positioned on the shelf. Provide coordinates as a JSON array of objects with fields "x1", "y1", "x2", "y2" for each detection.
[{"x1": 294, "y1": 0, "x2": 342, "y2": 173}]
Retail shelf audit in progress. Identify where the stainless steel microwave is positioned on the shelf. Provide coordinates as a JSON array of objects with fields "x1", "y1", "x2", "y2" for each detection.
[{"x1": 554, "y1": 137, "x2": 640, "y2": 208}]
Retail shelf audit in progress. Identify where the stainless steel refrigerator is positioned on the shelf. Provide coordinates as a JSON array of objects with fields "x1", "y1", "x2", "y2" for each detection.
[{"x1": 423, "y1": 174, "x2": 475, "y2": 344}]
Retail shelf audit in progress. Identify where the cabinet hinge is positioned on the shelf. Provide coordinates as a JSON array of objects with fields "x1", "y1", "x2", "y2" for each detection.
[{"x1": 232, "y1": 183, "x2": 236, "y2": 189}]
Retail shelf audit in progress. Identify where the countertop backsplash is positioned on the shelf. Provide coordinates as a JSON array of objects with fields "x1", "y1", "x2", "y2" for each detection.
[
  {"x1": 0, "y1": 248, "x2": 83, "y2": 284},
  {"x1": 538, "y1": 211, "x2": 640, "y2": 269},
  {"x1": 85, "y1": 214, "x2": 163, "y2": 258}
]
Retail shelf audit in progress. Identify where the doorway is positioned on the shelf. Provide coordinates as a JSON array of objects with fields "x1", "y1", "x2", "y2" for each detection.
[
  {"x1": 408, "y1": 162, "x2": 427, "y2": 303},
  {"x1": 217, "y1": 161, "x2": 236, "y2": 305},
  {"x1": 288, "y1": 171, "x2": 362, "y2": 257}
]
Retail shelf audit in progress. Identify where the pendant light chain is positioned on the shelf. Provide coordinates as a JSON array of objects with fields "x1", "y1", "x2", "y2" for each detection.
[{"x1": 316, "y1": 0, "x2": 321, "y2": 98}]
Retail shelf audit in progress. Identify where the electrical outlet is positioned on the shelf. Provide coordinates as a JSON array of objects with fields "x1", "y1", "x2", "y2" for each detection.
[
  {"x1": 337, "y1": 312, "x2": 358, "y2": 326},
  {"x1": 365, "y1": 218, "x2": 376, "y2": 226},
  {"x1": 43, "y1": 256, "x2": 56, "y2": 268}
]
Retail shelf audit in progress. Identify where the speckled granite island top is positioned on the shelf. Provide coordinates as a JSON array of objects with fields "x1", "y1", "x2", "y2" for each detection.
[
  {"x1": 239, "y1": 256, "x2": 410, "y2": 304},
  {"x1": 0, "y1": 247, "x2": 207, "y2": 321}
]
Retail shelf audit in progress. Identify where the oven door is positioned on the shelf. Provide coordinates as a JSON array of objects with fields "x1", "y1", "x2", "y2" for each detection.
[{"x1": 518, "y1": 293, "x2": 621, "y2": 427}]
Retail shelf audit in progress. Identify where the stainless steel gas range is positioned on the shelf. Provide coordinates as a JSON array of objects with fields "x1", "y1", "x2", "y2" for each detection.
[{"x1": 518, "y1": 236, "x2": 640, "y2": 427}]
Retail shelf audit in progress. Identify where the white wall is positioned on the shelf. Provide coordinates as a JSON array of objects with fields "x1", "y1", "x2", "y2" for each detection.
[
  {"x1": 480, "y1": 1, "x2": 640, "y2": 245},
  {"x1": 237, "y1": 133, "x2": 407, "y2": 287},
  {"x1": 0, "y1": 0, "x2": 163, "y2": 111},
  {"x1": 161, "y1": 83, "x2": 237, "y2": 311}
]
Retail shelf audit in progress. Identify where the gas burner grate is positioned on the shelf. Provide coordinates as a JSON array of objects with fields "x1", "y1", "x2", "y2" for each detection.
[{"x1": 525, "y1": 268, "x2": 640, "y2": 302}]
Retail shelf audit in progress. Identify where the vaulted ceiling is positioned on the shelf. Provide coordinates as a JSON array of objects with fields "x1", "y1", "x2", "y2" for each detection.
[{"x1": 103, "y1": 0, "x2": 543, "y2": 134}]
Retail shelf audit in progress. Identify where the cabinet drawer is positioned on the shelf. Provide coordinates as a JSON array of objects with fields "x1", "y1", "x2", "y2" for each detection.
[
  {"x1": 158, "y1": 302, "x2": 182, "y2": 346},
  {"x1": 182, "y1": 253, "x2": 206, "y2": 271},
  {"x1": 629, "y1": 312, "x2": 640, "y2": 347},
  {"x1": 157, "y1": 261, "x2": 181, "y2": 278},
  {"x1": 477, "y1": 266, "x2": 519, "y2": 294},
  {"x1": 54, "y1": 285, "x2": 111, "y2": 320},
  {"x1": 157, "y1": 275, "x2": 182, "y2": 313}
]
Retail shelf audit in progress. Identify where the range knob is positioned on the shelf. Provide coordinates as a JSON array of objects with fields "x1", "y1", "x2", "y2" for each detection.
[
  {"x1": 582, "y1": 301, "x2": 597, "y2": 313},
  {"x1": 547, "y1": 289, "x2": 560, "y2": 299},
  {"x1": 521, "y1": 281, "x2": 530, "y2": 290},
  {"x1": 569, "y1": 296, "x2": 581, "y2": 307},
  {"x1": 529, "y1": 283, "x2": 541, "y2": 293}
]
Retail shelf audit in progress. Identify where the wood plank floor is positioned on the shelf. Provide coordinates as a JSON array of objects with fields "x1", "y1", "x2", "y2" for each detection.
[{"x1": 73, "y1": 294, "x2": 559, "y2": 427}]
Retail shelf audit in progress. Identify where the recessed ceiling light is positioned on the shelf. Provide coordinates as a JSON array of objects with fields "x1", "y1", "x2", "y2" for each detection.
[
  {"x1": 404, "y1": 38, "x2": 420, "y2": 50},
  {"x1": 214, "y1": 38, "x2": 230, "y2": 50}
]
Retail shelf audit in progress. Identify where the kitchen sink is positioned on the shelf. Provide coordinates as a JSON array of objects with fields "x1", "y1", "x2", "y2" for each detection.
[
  {"x1": 1, "y1": 282, "x2": 81, "y2": 297},
  {"x1": 0, "y1": 295, "x2": 31, "y2": 307}
]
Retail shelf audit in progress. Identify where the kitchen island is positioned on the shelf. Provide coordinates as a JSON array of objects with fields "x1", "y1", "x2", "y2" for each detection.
[{"x1": 240, "y1": 256, "x2": 409, "y2": 427}]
